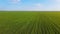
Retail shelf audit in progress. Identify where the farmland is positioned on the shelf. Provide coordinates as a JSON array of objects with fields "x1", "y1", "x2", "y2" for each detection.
[{"x1": 0, "y1": 11, "x2": 60, "y2": 34}]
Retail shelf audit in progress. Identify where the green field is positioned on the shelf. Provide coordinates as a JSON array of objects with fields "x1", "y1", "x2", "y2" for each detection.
[{"x1": 0, "y1": 11, "x2": 60, "y2": 34}]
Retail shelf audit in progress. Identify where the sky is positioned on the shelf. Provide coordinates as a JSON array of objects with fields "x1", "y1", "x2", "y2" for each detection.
[{"x1": 0, "y1": 0, "x2": 60, "y2": 11}]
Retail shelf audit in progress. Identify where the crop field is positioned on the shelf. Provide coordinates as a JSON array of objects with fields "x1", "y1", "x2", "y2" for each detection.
[{"x1": 0, "y1": 11, "x2": 60, "y2": 34}]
